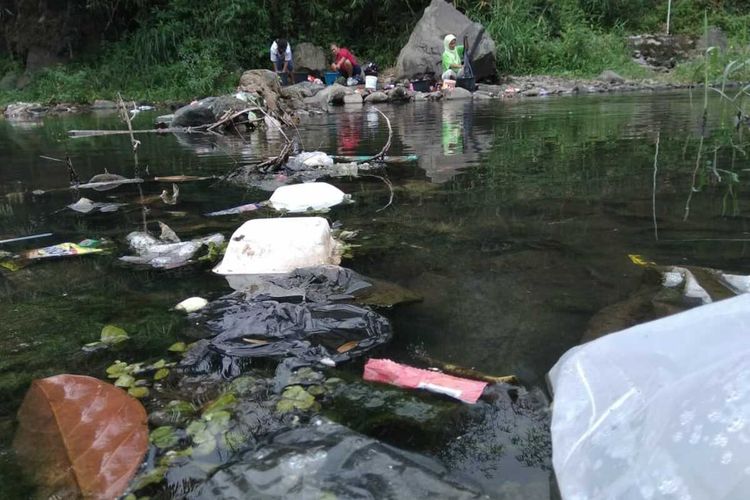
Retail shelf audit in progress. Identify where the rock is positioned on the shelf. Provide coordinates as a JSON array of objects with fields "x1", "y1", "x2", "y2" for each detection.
[
  {"x1": 473, "y1": 91, "x2": 492, "y2": 100},
  {"x1": 4, "y1": 102, "x2": 48, "y2": 119},
  {"x1": 443, "y1": 87, "x2": 472, "y2": 100},
  {"x1": 522, "y1": 88, "x2": 540, "y2": 97},
  {"x1": 294, "y1": 42, "x2": 327, "y2": 72},
  {"x1": 597, "y1": 70, "x2": 625, "y2": 84},
  {"x1": 0, "y1": 72, "x2": 18, "y2": 91},
  {"x1": 24, "y1": 46, "x2": 66, "y2": 73},
  {"x1": 395, "y1": 0, "x2": 496, "y2": 81},
  {"x1": 91, "y1": 99, "x2": 117, "y2": 109},
  {"x1": 426, "y1": 91, "x2": 443, "y2": 101},
  {"x1": 387, "y1": 86, "x2": 412, "y2": 102},
  {"x1": 239, "y1": 69, "x2": 283, "y2": 113},
  {"x1": 343, "y1": 93, "x2": 363, "y2": 105},
  {"x1": 15, "y1": 73, "x2": 31, "y2": 90},
  {"x1": 281, "y1": 81, "x2": 325, "y2": 100},
  {"x1": 414, "y1": 92, "x2": 428, "y2": 102},
  {"x1": 697, "y1": 26, "x2": 728, "y2": 53},
  {"x1": 305, "y1": 84, "x2": 352, "y2": 107},
  {"x1": 171, "y1": 95, "x2": 249, "y2": 127},
  {"x1": 627, "y1": 34, "x2": 694, "y2": 70},
  {"x1": 364, "y1": 91, "x2": 389, "y2": 103}
]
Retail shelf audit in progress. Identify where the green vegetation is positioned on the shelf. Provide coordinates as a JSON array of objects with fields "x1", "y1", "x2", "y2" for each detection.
[{"x1": 1, "y1": 0, "x2": 750, "y2": 104}]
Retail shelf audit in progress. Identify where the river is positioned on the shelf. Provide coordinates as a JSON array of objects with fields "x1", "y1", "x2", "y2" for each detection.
[{"x1": 1, "y1": 91, "x2": 748, "y2": 498}]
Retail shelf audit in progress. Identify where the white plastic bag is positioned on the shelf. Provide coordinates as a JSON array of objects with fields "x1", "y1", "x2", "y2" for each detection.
[
  {"x1": 213, "y1": 217, "x2": 341, "y2": 284},
  {"x1": 548, "y1": 294, "x2": 750, "y2": 500},
  {"x1": 269, "y1": 182, "x2": 348, "y2": 213}
]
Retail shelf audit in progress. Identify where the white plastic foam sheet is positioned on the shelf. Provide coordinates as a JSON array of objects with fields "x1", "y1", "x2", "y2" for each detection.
[
  {"x1": 213, "y1": 217, "x2": 341, "y2": 278},
  {"x1": 269, "y1": 182, "x2": 347, "y2": 213},
  {"x1": 548, "y1": 294, "x2": 750, "y2": 500}
]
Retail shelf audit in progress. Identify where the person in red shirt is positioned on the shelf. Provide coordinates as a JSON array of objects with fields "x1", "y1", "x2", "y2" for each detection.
[{"x1": 330, "y1": 43, "x2": 362, "y2": 80}]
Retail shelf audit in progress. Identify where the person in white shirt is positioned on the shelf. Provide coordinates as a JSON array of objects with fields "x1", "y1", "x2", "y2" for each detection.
[{"x1": 270, "y1": 38, "x2": 293, "y2": 85}]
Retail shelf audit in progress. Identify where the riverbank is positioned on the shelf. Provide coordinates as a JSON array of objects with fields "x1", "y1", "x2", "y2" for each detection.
[{"x1": 0, "y1": 70, "x2": 722, "y2": 123}]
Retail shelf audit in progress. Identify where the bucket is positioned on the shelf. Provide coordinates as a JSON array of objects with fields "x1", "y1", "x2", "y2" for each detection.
[
  {"x1": 456, "y1": 77, "x2": 476, "y2": 91},
  {"x1": 411, "y1": 79, "x2": 430, "y2": 92},
  {"x1": 365, "y1": 75, "x2": 378, "y2": 90},
  {"x1": 324, "y1": 72, "x2": 338, "y2": 85}
]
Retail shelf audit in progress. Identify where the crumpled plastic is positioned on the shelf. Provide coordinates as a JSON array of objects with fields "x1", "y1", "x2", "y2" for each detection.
[
  {"x1": 269, "y1": 182, "x2": 349, "y2": 213},
  {"x1": 189, "y1": 417, "x2": 483, "y2": 499},
  {"x1": 286, "y1": 151, "x2": 334, "y2": 171},
  {"x1": 120, "y1": 232, "x2": 224, "y2": 269},
  {"x1": 548, "y1": 293, "x2": 750, "y2": 500},
  {"x1": 186, "y1": 298, "x2": 391, "y2": 366}
]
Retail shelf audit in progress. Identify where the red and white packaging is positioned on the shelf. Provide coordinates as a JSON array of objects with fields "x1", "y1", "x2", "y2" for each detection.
[{"x1": 363, "y1": 358, "x2": 487, "y2": 404}]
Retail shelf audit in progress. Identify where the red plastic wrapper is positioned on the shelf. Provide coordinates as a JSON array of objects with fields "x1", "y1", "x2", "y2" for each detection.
[{"x1": 363, "y1": 358, "x2": 487, "y2": 404}]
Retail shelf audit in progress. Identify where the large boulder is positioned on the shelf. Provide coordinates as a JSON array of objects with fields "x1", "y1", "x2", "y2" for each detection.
[
  {"x1": 171, "y1": 95, "x2": 250, "y2": 127},
  {"x1": 239, "y1": 69, "x2": 283, "y2": 112},
  {"x1": 395, "y1": 0, "x2": 496, "y2": 80},
  {"x1": 304, "y1": 84, "x2": 352, "y2": 108},
  {"x1": 294, "y1": 42, "x2": 327, "y2": 72}
]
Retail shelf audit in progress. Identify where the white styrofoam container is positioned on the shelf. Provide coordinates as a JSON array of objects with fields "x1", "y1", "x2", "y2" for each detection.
[
  {"x1": 213, "y1": 217, "x2": 341, "y2": 279},
  {"x1": 269, "y1": 182, "x2": 348, "y2": 213}
]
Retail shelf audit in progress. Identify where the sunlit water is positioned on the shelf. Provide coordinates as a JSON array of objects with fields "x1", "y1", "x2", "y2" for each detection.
[{"x1": 2, "y1": 91, "x2": 750, "y2": 498}]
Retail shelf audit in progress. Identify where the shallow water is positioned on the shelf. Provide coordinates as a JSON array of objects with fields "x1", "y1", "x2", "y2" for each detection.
[{"x1": 2, "y1": 92, "x2": 750, "y2": 498}]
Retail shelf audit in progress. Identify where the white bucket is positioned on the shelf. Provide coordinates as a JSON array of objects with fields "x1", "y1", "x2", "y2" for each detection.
[{"x1": 365, "y1": 75, "x2": 378, "y2": 90}]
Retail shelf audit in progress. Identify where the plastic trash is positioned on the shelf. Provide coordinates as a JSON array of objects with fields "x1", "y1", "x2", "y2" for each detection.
[
  {"x1": 212, "y1": 217, "x2": 341, "y2": 285},
  {"x1": 286, "y1": 151, "x2": 334, "y2": 171},
  {"x1": 0, "y1": 239, "x2": 110, "y2": 271},
  {"x1": 173, "y1": 297, "x2": 208, "y2": 313},
  {"x1": 269, "y1": 182, "x2": 348, "y2": 213},
  {"x1": 185, "y1": 299, "x2": 391, "y2": 367},
  {"x1": 121, "y1": 231, "x2": 224, "y2": 269},
  {"x1": 204, "y1": 201, "x2": 266, "y2": 217},
  {"x1": 67, "y1": 197, "x2": 124, "y2": 214},
  {"x1": 190, "y1": 417, "x2": 482, "y2": 499},
  {"x1": 363, "y1": 358, "x2": 488, "y2": 404},
  {"x1": 548, "y1": 293, "x2": 750, "y2": 500}
]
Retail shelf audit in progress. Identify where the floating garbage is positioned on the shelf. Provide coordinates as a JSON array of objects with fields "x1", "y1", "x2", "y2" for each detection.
[
  {"x1": 286, "y1": 151, "x2": 334, "y2": 170},
  {"x1": 67, "y1": 197, "x2": 125, "y2": 214},
  {"x1": 0, "y1": 232, "x2": 52, "y2": 245},
  {"x1": 77, "y1": 173, "x2": 143, "y2": 191},
  {"x1": 213, "y1": 217, "x2": 341, "y2": 287},
  {"x1": 269, "y1": 182, "x2": 349, "y2": 213},
  {"x1": 190, "y1": 417, "x2": 482, "y2": 499},
  {"x1": 549, "y1": 294, "x2": 750, "y2": 500},
  {"x1": 0, "y1": 239, "x2": 110, "y2": 271},
  {"x1": 120, "y1": 230, "x2": 224, "y2": 269},
  {"x1": 219, "y1": 264, "x2": 421, "y2": 306},
  {"x1": 173, "y1": 297, "x2": 208, "y2": 313},
  {"x1": 363, "y1": 358, "x2": 488, "y2": 404},
  {"x1": 154, "y1": 175, "x2": 213, "y2": 183},
  {"x1": 186, "y1": 299, "x2": 391, "y2": 366},
  {"x1": 205, "y1": 201, "x2": 267, "y2": 217}
]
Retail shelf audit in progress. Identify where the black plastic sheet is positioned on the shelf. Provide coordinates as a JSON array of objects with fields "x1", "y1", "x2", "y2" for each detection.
[
  {"x1": 189, "y1": 299, "x2": 391, "y2": 365},
  {"x1": 190, "y1": 418, "x2": 484, "y2": 499}
]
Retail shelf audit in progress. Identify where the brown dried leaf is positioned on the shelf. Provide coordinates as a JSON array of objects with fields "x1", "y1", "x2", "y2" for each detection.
[
  {"x1": 13, "y1": 374, "x2": 149, "y2": 499},
  {"x1": 336, "y1": 340, "x2": 359, "y2": 353},
  {"x1": 242, "y1": 338, "x2": 270, "y2": 346}
]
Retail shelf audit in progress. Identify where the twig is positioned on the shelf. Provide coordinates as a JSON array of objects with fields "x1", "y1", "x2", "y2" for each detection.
[
  {"x1": 683, "y1": 134, "x2": 704, "y2": 221},
  {"x1": 360, "y1": 174, "x2": 394, "y2": 212},
  {"x1": 206, "y1": 107, "x2": 259, "y2": 132},
  {"x1": 68, "y1": 128, "x2": 219, "y2": 138},
  {"x1": 367, "y1": 107, "x2": 392, "y2": 163}
]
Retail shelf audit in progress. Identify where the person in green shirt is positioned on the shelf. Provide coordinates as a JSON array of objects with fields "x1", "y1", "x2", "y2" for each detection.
[{"x1": 441, "y1": 34, "x2": 465, "y2": 80}]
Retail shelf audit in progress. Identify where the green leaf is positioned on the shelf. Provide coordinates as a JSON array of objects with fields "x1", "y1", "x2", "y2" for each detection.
[
  {"x1": 202, "y1": 393, "x2": 236, "y2": 415},
  {"x1": 114, "y1": 374, "x2": 135, "y2": 388},
  {"x1": 276, "y1": 385, "x2": 316, "y2": 413},
  {"x1": 128, "y1": 387, "x2": 150, "y2": 398},
  {"x1": 106, "y1": 360, "x2": 131, "y2": 378},
  {"x1": 150, "y1": 426, "x2": 180, "y2": 449},
  {"x1": 100, "y1": 324, "x2": 129, "y2": 344},
  {"x1": 152, "y1": 359, "x2": 166, "y2": 369},
  {"x1": 167, "y1": 341, "x2": 187, "y2": 353},
  {"x1": 153, "y1": 368, "x2": 170, "y2": 381},
  {"x1": 131, "y1": 465, "x2": 167, "y2": 490}
]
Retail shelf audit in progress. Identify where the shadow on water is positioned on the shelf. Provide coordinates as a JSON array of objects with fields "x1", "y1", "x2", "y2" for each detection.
[{"x1": 2, "y1": 91, "x2": 750, "y2": 498}]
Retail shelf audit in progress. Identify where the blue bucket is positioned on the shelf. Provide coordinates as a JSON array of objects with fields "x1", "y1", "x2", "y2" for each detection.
[{"x1": 324, "y1": 72, "x2": 338, "y2": 85}]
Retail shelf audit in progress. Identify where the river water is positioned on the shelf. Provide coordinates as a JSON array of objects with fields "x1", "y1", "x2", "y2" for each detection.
[{"x1": 1, "y1": 92, "x2": 749, "y2": 498}]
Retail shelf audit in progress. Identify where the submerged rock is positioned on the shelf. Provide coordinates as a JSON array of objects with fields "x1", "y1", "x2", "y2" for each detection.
[{"x1": 597, "y1": 70, "x2": 625, "y2": 84}]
